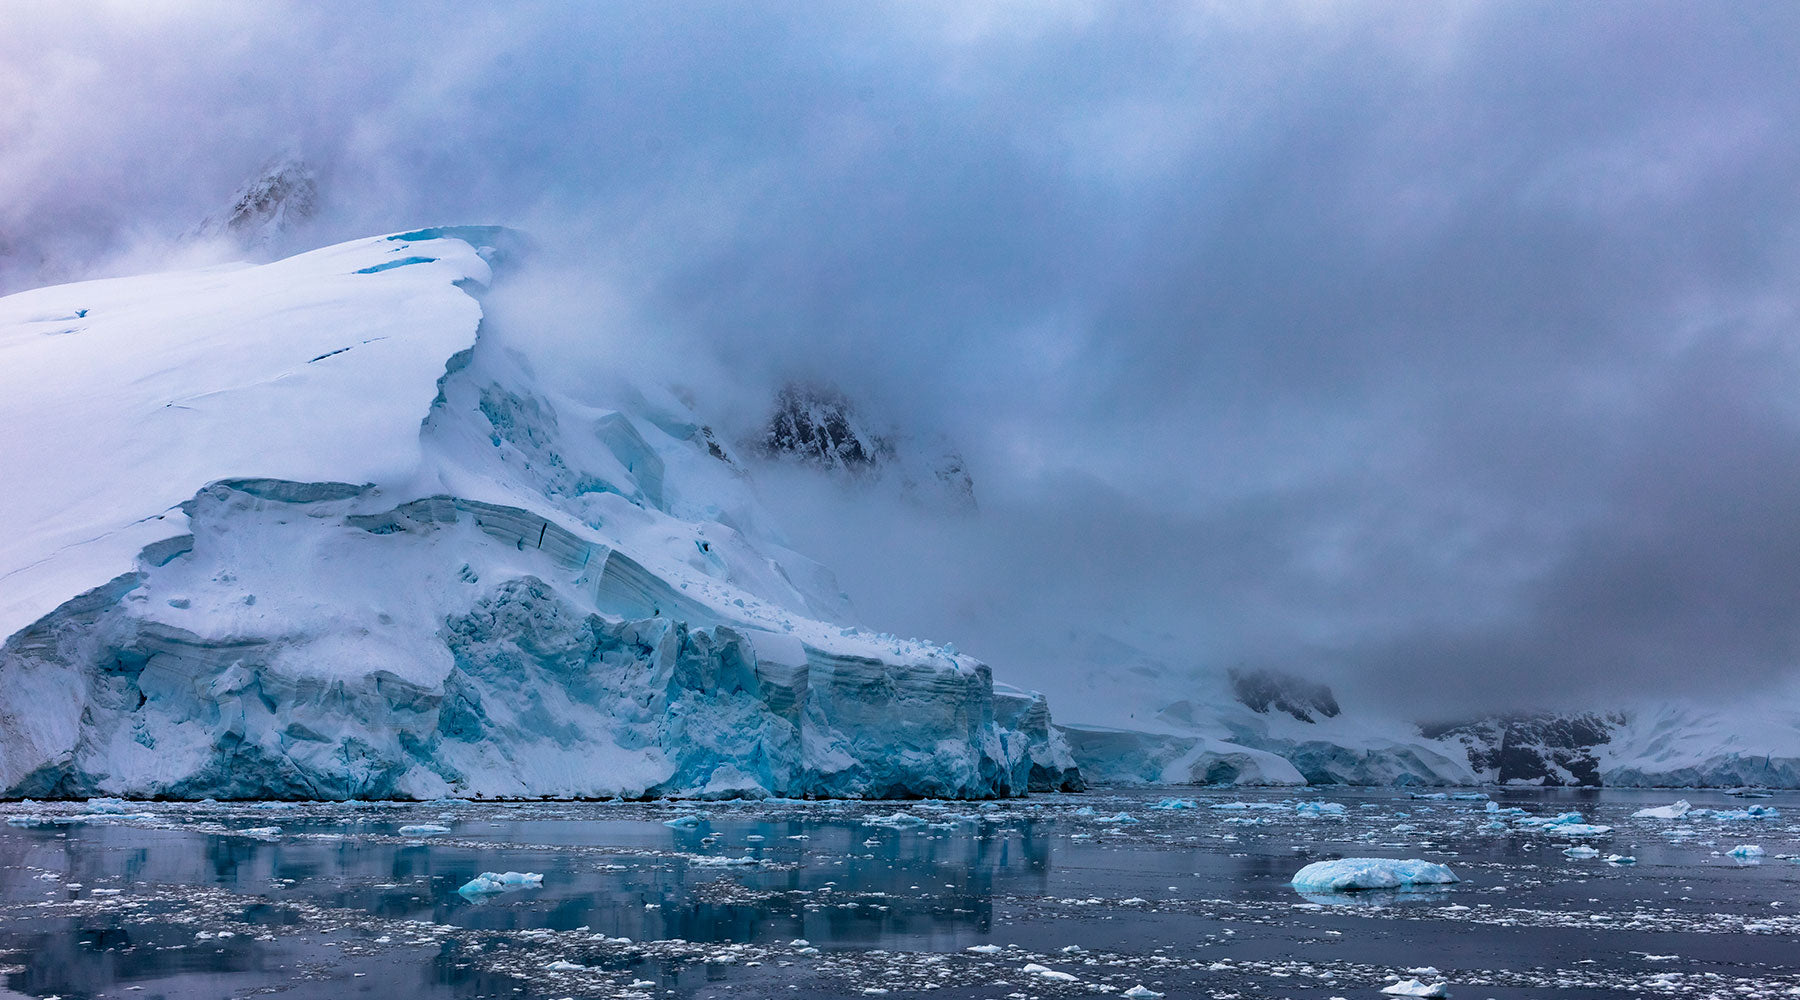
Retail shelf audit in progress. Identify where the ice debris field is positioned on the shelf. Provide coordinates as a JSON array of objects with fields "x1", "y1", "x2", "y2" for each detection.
[{"x1": 0, "y1": 786, "x2": 1796, "y2": 999}]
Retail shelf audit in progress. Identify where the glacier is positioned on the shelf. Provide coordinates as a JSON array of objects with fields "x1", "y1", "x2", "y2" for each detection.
[{"x1": 0, "y1": 229, "x2": 1078, "y2": 800}]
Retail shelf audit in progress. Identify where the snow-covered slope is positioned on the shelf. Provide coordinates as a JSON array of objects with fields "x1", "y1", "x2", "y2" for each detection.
[{"x1": 0, "y1": 229, "x2": 1077, "y2": 800}]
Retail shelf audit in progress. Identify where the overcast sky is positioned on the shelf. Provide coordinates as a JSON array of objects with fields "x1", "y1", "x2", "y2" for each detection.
[{"x1": 5, "y1": 2, "x2": 1800, "y2": 716}]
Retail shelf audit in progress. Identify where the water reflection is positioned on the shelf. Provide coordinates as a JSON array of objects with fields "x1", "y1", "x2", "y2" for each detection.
[{"x1": 1, "y1": 788, "x2": 1796, "y2": 999}]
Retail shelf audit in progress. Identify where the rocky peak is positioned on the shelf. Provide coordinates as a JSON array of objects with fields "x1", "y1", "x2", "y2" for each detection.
[
  {"x1": 755, "y1": 382, "x2": 976, "y2": 509},
  {"x1": 196, "y1": 156, "x2": 319, "y2": 245},
  {"x1": 1229, "y1": 668, "x2": 1341, "y2": 723}
]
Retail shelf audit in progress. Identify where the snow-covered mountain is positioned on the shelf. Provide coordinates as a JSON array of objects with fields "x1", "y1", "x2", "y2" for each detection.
[
  {"x1": 191, "y1": 156, "x2": 320, "y2": 247},
  {"x1": 0, "y1": 228, "x2": 1076, "y2": 800},
  {"x1": 1058, "y1": 664, "x2": 1800, "y2": 789},
  {"x1": 4, "y1": 227, "x2": 1794, "y2": 798}
]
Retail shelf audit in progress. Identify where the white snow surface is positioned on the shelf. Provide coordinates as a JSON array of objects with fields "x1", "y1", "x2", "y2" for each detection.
[
  {"x1": 0, "y1": 229, "x2": 1077, "y2": 800},
  {"x1": 0, "y1": 233, "x2": 489, "y2": 643},
  {"x1": 1289, "y1": 858, "x2": 1460, "y2": 893}
]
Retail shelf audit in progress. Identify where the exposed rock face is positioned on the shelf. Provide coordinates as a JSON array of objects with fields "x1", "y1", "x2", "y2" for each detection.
[
  {"x1": 760, "y1": 384, "x2": 891, "y2": 473},
  {"x1": 196, "y1": 156, "x2": 319, "y2": 245},
  {"x1": 755, "y1": 383, "x2": 976, "y2": 509},
  {"x1": 1229, "y1": 668, "x2": 1341, "y2": 723},
  {"x1": 1424, "y1": 713, "x2": 1621, "y2": 786}
]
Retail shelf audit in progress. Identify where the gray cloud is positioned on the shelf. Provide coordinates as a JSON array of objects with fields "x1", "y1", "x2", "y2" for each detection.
[{"x1": 6, "y1": 2, "x2": 1800, "y2": 717}]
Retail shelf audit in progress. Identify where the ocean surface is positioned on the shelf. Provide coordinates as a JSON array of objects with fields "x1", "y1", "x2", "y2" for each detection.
[{"x1": 0, "y1": 787, "x2": 1794, "y2": 999}]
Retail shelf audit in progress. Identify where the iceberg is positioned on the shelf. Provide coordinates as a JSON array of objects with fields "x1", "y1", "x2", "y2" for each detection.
[
  {"x1": 1728, "y1": 844, "x2": 1765, "y2": 859},
  {"x1": 1290, "y1": 858, "x2": 1460, "y2": 893},
  {"x1": 1633, "y1": 801, "x2": 1691, "y2": 819},
  {"x1": 458, "y1": 871, "x2": 543, "y2": 896},
  {"x1": 1381, "y1": 979, "x2": 1450, "y2": 997},
  {"x1": 0, "y1": 230, "x2": 1079, "y2": 801}
]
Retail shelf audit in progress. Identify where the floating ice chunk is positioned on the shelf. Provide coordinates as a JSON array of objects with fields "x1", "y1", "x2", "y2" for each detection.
[
  {"x1": 1563, "y1": 845, "x2": 1600, "y2": 858},
  {"x1": 1123, "y1": 987, "x2": 1165, "y2": 999},
  {"x1": 1381, "y1": 979, "x2": 1450, "y2": 997},
  {"x1": 663, "y1": 814, "x2": 706, "y2": 829},
  {"x1": 1021, "y1": 964, "x2": 1079, "y2": 982},
  {"x1": 1291, "y1": 858, "x2": 1460, "y2": 892},
  {"x1": 965, "y1": 944, "x2": 1003, "y2": 954},
  {"x1": 1604, "y1": 854, "x2": 1636, "y2": 864},
  {"x1": 458, "y1": 871, "x2": 544, "y2": 896},
  {"x1": 864, "y1": 812, "x2": 929, "y2": 829},
  {"x1": 1542, "y1": 819, "x2": 1613, "y2": 837},
  {"x1": 1708, "y1": 805, "x2": 1780, "y2": 821},
  {"x1": 1093, "y1": 812, "x2": 1139, "y2": 824},
  {"x1": 398, "y1": 824, "x2": 450, "y2": 836},
  {"x1": 543, "y1": 960, "x2": 585, "y2": 971},
  {"x1": 1633, "y1": 800, "x2": 1690, "y2": 820},
  {"x1": 1728, "y1": 844, "x2": 1766, "y2": 859},
  {"x1": 1149, "y1": 798, "x2": 1197, "y2": 810},
  {"x1": 1296, "y1": 802, "x2": 1347, "y2": 818},
  {"x1": 239, "y1": 826, "x2": 281, "y2": 837}
]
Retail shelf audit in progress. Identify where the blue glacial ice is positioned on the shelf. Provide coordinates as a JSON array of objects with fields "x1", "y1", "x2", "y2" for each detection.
[{"x1": 1290, "y1": 858, "x2": 1460, "y2": 893}]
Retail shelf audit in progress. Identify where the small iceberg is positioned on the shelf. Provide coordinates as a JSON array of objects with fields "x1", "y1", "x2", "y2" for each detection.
[
  {"x1": 1633, "y1": 800, "x2": 1690, "y2": 820},
  {"x1": 1290, "y1": 858, "x2": 1459, "y2": 893},
  {"x1": 398, "y1": 824, "x2": 451, "y2": 836},
  {"x1": 458, "y1": 871, "x2": 544, "y2": 896},
  {"x1": 1728, "y1": 845, "x2": 1765, "y2": 860},
  {"x1": 864, "y1": 811, "x2": 929, "y2": 829},
  {"x1": 1563, "y1": 845, "x2": 1600, "y2": 858},
  {"x1": 1021, "y1": 963, "x2": 1079, "y2": 983},
  {"x1": 1382, "y1": 979, "x2": 1450, "y2": 997}
]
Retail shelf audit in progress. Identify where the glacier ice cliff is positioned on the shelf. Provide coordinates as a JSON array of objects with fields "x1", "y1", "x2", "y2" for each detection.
[{"x1": 0, "y1": 229, "x2": 1077, "y2": 800}]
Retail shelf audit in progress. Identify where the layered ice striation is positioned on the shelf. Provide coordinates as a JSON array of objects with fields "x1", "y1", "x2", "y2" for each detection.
[{"x1": 0, "y1": 230, "x2": 1077, "y2": 800}]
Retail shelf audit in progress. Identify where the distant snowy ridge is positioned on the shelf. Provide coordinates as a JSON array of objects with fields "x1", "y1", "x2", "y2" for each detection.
[
  {"x1": 1057, "y1": 667, "x2": 1800, "y2": 789},
  {"x1": 0, "y1": 229, "x2": 1076, "y2": 800}
]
